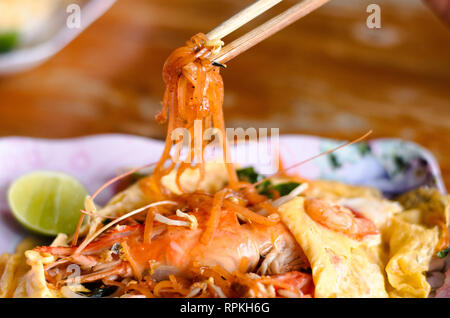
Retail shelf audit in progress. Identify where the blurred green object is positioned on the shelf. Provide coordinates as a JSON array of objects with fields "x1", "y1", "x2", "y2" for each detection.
[{"x1": 0, "y1": 31, "x2": 19, "y2": 53}]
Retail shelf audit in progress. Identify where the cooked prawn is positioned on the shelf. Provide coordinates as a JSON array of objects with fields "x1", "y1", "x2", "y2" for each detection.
[
  {"x1": 121, "y1": 206, "x2": 308, "y2": 280},
  {"x1": 304, "y1": 198, "x2": 378, "y2": 240}
]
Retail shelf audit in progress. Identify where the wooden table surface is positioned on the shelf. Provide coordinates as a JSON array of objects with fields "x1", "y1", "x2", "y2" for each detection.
[{"x1": 0, "y1": 0, "x2": 449, "y2": 188}]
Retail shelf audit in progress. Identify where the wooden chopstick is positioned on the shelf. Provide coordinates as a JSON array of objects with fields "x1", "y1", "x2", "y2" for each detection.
[
  {"x1": 207, "y1": 0, "x2": 283, "y2": 41},
  {"x1": 211, "y1": 0, "x2": 331, "y2": 64}
]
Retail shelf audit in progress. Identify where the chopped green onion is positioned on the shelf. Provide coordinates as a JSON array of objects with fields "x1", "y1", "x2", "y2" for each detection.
[{"x1": 272, "y1": 182, "x2": 301, "y2": 197}]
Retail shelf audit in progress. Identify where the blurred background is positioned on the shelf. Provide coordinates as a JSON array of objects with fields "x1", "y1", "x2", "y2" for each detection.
[{"x1": 0, "y1": 0, "x2": 449, "y2": 187}]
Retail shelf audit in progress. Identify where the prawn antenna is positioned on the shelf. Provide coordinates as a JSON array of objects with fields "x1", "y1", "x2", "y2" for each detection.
[
  {"x1": 255, "y1": 130, "x2": 373, "y2": 186},
  {"x1": 91, "y1": 161, "x2": 157, "y2": 200},
  {"x1": 71, "y1": 161, "x2": 157, "y2": 247}
]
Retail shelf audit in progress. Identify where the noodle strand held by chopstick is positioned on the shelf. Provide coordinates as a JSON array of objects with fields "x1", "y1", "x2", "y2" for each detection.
[{"x1": 140, "y1": 34, "x2": 238, "y2": 198}]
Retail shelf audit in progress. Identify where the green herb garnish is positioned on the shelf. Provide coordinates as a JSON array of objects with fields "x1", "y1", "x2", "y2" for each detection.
[
  {"x1": 236, "y1": 167, "x2": 301, "y2": 199},
  {"x1": 236, "y1": 167, "x2": 262, "y2": 184},
  {"x1": 257, "y1": 181, "x2": 301, "y2": 199},
  {"x1": 272, "y1": 182, "x2": 301, "y2": 197},
  {"x1": 437, "y1": 246, "x2": 450, "y2": 259}
]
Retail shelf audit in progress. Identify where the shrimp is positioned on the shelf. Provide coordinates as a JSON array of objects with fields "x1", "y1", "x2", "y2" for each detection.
[
  {"x1": 119, "y1": 207, "x2": 309, "y2": 281},
  {"x1": 304, "y1": 198, "x2": 378, "y2": 240},
  {"x1": 40, "y1": 206, "x2": 308, "y2": 288}
]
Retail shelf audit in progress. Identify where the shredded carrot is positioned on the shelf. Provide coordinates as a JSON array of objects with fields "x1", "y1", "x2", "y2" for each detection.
[
  {"x1": 242, "y1": 183, "x2": 266, "y2": 205},
  {"x1": 212, "y1": 265, "x2": 234, "y2": 282},
  {"x1": 201, "y1": 190, "x2": 226, "y2": 244},
  {"x1": 143, "y1": 208, "x2": 155, "y2": 244},
  {"x1": 121, "y1": 241, "x2": 142, "y2": 282},
  {"x1": 71, "y1": 214, "x2": 85, "y2": 247},
  {"x1": 223, "y1": 200, "x2": 278, "y2": 226},
  {"x1": 168, "y1": 274, "x2": 177, "y2": 284},
  {"x1": 175, "y1": 163, "x2": 191, "y2": 193}
]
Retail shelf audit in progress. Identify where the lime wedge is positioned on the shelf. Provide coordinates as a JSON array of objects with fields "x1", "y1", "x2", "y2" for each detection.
[{"x1": 7, "y1": 171, "x2": 88, "y2": 236}]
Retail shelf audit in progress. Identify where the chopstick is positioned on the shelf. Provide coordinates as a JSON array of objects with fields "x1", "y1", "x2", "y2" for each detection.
[
  {"x1": 210, "y1": 0, "x2": 331, "y2": 64},
  {"x1": 207, "y1": 0, "x2": 283, "y2": 41}
]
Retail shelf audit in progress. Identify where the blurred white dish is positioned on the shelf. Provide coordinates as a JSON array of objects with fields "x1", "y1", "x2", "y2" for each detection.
[{"x1": 0, "y1": 0, "x2": 116, "y2": 75}]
